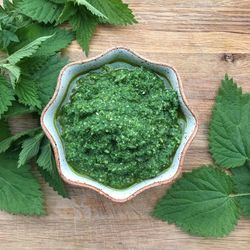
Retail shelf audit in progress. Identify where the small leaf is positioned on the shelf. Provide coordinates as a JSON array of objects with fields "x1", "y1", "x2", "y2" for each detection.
[
  {"x1": 3, "y1": 101, "x2": 35, "y2": 118},
  {"x1": 0, "y1": 127, "x2": 40, "y2": 154},
  {"x1": 153, "y1": 166, "x2": 239, "y2": 237},
  {"x1": 0, "y1": 64, "x2": 21, "y2": 87},
  {"x1": 37, "y1": 139, "x2": 68, "y2": 198},
  {"x1": 0, "y1": 119, "x2": 11, "y2": 141},
  {"x1": 18, "y1": 132, "x2": 44, "y2": 167},
  {"x1": 57, "y1": 2, "x2": 76, "y2": 24},
  {"x1": 7, "y1": 35, "x2": 52, "y2": 64},
  {"x1": 0, "y1": 75, "x2": 15, "y2": 117},
  {"x1": 232, "y1": 164, "x2": 250, "y2": 217},
  {"x1": 75, "y1": 0, "x2": 107, "y2": 19},
  {"x1": 8, "y1": 23, "x2": 73, "y2": 57},
  {"x1": 18, "y1": 0, "x2": 63, "y2": 24},
  {"x1": 75, "y1": 0, "x2": 137, "y2": 25},
  {"x1": 15, "y1": 78, "x2": 42, "y2": 108},
  {"x1": 0, "y1": 152, "x2": 45, "y2": 215},
  {"x1": 35, "y1": 54, "x2": 68, "y2": 107},
  {"x1": 70, "y1": 7, "x2": 97, "y2": 55},
  {"x1": 209, "y1": 75, "x2": 250, "y2": 168}
]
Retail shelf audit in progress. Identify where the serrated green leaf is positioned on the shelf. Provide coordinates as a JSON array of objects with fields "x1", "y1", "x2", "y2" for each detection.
[
  {"x1": 8, "y1": 23, "x2": 73, "y2": 57},
  {"x1": 3, "y1": 101, "x2": 35, "y2": 118},
  {"x1": 0, "y1": 75, "x2": 15, "y2": 117},
  {"x1": 0, "y1": 30, "x2": 19, "y2": 49},
  {"x1": 75, "y1": 0, "x2": 137, "y2": 25},
  {"x1": 0, "y1": 127, "x2": 40, "y2": 154},
  {"x1": 153, "y1": 166, "x2": 239, "y2": 237},
  {"x1": 18, "y1": 132, "x2": 44, "y2": 167},
  {"x1": 0, "y1": 64, "x2": 21, "y2": 87},
  {"x1": 70, "y1": 6, "x2": 97, "y2": 55},
  {"x1": 18, "y1": 0, "x2": 63, "y2": 24},
  {"x1": 57, "y1": 1, "x2": 77, "y2": 24},
  {"x1": 37, "y1": 139, "x2": 68, "y2": 197},
  {"x1": 7, "y1": 35, "x2": 52, "y2": 64},
  {"x1": 75, "y1": 0, "x2": 107, "y2": 19},
  {"x1": 0, "y1": 119, "x2": 11, "y2": 141},
  {"x1": 15, "y1": 78, "x2": 42, "y2": 108},
  {"x1": 209, "y1": 75, "x2": 250, "y2": 168},
  {"x1": 0, "y1": 152, "x2": 45, "y2": 215},
  {"x1": 232, "y1": 164, "x2": 250, "y2": 217},
  {"x1": 34, "y1": 54, "x2": 68, "y2": 107},
  {"x1": 50, "y1": 0, "x2": 65, "y2": 3}
]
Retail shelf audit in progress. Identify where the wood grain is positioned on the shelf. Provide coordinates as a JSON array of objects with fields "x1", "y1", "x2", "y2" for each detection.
[{"x1": 1, "y1": 1, "x2": 250, "y2": 249}]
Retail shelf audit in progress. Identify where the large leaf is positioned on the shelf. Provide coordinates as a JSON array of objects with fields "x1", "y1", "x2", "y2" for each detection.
[
  {"x1": 232, "y1": 164, "x2": 250, "y2": 217},
  {"x1": 18, "y1": 0, "x2": 63, "y2": 24},
  {"x1": 7, "y1": 35, "x2": 52, "y2": 64},
  {"x1": 0, "y1": 152, "x2": 45, "y2": 215},
  {"x1": 0, "y1": 75, "x2": 15, "y2": 117},
  {"x1": 153, "y1": 166, "x2": 239, "y2": 237},
  {"x1": 75, "y1": 0, "x2": 137, "y2": 25},
  {"x1": 209, "y1": 75, "x2": 250, "y2": 168}
]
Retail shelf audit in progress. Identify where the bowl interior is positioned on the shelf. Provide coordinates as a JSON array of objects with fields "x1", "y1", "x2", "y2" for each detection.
[{"x1": 42, "y1": 48, "x2": 197, "y2": 201}]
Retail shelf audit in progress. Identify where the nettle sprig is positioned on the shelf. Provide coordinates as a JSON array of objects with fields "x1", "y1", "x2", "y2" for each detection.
[
  {"x1": 153, "y1": 75, "x2": 250, "y2": 237},
  {"x1": 17, "y1": 0, "x2": 137, "y2": 55},
  {"x1": 0, "y1": 0, "x2": 73, "y2": 215}
]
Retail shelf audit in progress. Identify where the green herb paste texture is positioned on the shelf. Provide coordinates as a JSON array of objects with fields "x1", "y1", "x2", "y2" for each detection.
[{"x1": 58, "y1": 66, "x2": 182, "y2": 189}]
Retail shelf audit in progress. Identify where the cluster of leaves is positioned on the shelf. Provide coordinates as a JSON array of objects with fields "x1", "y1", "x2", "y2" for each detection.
[
  {"x1": 0, "y1": 0, "x2": 72, "y2": 215},
  {"x1": 153, "y1": 75, "x2": 250, "y2": 237},
  {"x1": 17, "y1": 0, "x2": 137, "y2": 55}
]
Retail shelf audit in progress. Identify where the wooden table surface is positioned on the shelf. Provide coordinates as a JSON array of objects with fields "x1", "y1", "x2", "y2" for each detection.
[{"x1": 1, "y1": 1, "x2": 250, "y2": 249}]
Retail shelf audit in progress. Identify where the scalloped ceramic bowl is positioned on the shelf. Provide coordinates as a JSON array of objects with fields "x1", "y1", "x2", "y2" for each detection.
[{"x1": 41, "y1": 47, "x2": 198, "y2": 202}]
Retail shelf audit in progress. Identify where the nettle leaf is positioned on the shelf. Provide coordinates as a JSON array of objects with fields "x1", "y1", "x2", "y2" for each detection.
[
  {"x1": 3, "y1": 101, "x2": 35, "y2": 118},
  {"x1": 75, "y1": 0, "x2": 107, "y2": 19},
  {"x1": 70, "y1": 6, "x2": 97, "y2": 55},
  {"x1": 0, "y1": 152, "x2": 45, "y2": 215},
  {"x1": 153, "y1": 166, "x2": 239, "y2": 237},
  {"x1": 0, "y1": 127, "x2": 40, "y2": 154},
  {"x1": 7, "y1": 35, "x2": 52, "y2": 64},
  {"x1": 209, "y1": 75, "x2": 250, "y2": 168},
  {"x1": 75, "y1": 0, "x2": 137, "y2": 25},
  {"x1": 16, "y1": 54, "x2": 68, "y2": 109},
  {"x1": 0, "y1": 75, "x2": 15, "y2": 117},
  {"x1": 57, "y1": 2, "x2": 77, "y2": 24},
  {"x1": 232, "y1": 164, "x2": 250, "y2": 217},
  {"x1": 18, "y1": 132, "x2": 44, "y2": 167},
  {"x1": 37, "y1": 139, "x2": 68, "y2": 197},
  {"x1": 34, "y1": 54, "x2": 68, "y2": 107},
  {"x1": 15, "y1": 78, "x2": 42, "y2": 109},
  {"x1": 8, "y1": 23, "x2": 73, "y2": 57},
  {"x1": 0, "y1": 64, "x2": 21, "y2": 87},
  {"x1": 50, "y1": 0, "x2": 66, "y2": 4},
  {"x1": 18, "y1": 0, "x2": 63, "y2": 24},
  {"x1": 0, "y1": 119, "x2": 11, "y2": 141}
]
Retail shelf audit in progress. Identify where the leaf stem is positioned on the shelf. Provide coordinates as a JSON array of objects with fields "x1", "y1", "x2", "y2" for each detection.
[{"x1": 230, "y1": 193, "x2": 250, "y2": 198}]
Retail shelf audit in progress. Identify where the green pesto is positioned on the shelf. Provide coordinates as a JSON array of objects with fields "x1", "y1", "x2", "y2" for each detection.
[{"x1": 57, "y1": 65, "x2": 182, "y2": 189}]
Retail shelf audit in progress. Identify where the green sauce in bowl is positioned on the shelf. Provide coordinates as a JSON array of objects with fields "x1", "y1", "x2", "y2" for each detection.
[{"x1": 57, "y1": 65, "x2": 182, "y2": 189}]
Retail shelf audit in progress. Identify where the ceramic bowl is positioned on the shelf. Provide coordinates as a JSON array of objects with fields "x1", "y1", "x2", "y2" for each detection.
[{"x1": 41, "y1": 47, "x2": 198, "y2": 202}]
